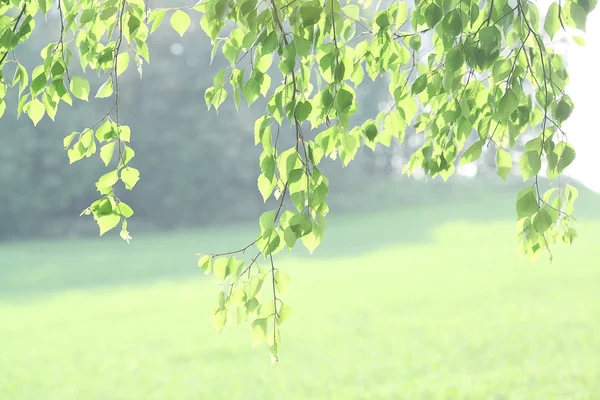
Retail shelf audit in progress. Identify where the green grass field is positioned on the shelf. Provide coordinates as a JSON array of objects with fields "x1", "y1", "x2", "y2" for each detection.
[{"x1": 1, "y1": 190, "x2": 600, "y2": 399}]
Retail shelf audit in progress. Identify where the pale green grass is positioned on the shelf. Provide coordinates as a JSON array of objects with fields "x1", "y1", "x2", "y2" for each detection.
[{"x1": 1, "y1": 205, "x2": 600, "y2": 399}]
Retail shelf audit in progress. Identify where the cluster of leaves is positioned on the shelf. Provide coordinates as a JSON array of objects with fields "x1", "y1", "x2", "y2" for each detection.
[{"x1": 0, "y1": 0, "x2": 595, "y2": 361}]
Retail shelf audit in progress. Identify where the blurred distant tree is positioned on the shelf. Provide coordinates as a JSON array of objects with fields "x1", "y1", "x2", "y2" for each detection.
[{"x1": 0, "y1": 0, "x2": 593, "y2": 360}]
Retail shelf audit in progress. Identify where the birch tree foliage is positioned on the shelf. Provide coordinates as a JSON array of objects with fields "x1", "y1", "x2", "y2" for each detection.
[{"x1": 0, "y1": 0, "x2": 594, "y2": 362}]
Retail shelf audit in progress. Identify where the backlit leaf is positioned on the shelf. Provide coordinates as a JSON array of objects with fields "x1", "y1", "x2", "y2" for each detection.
[{"x1": 170, "y1": 10, "x2": 191, "y2": 37}]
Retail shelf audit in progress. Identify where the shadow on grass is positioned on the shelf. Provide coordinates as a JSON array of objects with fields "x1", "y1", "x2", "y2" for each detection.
[{"x1": 1, "y1": 182, "x2": 597, "y2": 300}]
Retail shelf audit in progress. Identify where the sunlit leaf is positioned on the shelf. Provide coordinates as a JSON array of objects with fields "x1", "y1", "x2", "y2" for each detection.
[{"x1": 170, "y1": 10, "x2": 191, "y2": 37}]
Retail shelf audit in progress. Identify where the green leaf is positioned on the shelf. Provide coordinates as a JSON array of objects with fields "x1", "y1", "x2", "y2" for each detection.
[
  {"x1": 460, "y1": 140, "x2": 484, "y2": 166},
  {"x1": 100, "y1": 142, "x2": 116, "y2": 166},
  {"x1": 80, "y1": 8, "x2": 96, "y2": 24},
  {"x1": 411, "y1": 75, "x2": 427, "y2": 95},
  {"x1": 256, "y1": 53, "x2": 273, "y2": 74},
  {"x1": 244, "y1": 76, "x2": 261, "y2": 105},
  {"x1": 279, "y1": 43, "x2": 296, "y2": 75},
  {"x1": 495, "y1": 148, "x2": 512, "y2": 181},
  {"x1": 116, "y1": 202, "x2": 134, "y2": 218},
  {"x1": 127, "y1": 14, "x2": 141, "y2": 36},
  {"x1": 294, "y1": 101, "x2": 312, "y2": 122},
  {"x1": 100, "y1": 7, "x2": 118, "y2": 21},
  {"x1": 492, "y1": 59, "x2": 512, "y2": 82},
  {"x1": 121, "y1": 145, "x2": 135, "y2": 166},
  {"x1": 283, "y1": 227, "x2": 296, "y2": 249},
  {"x1": 96, "y1": 170, "x2": 119, "y2": 189},
  {"x1": 425, "y1": 4, "x2": 443, "y2": 28},
  {"x1": 544, "y1": 3, "x2": 561, "y2": 39},
  {"x1": 533, "y1": 208, "x2": 553, "y2": 233},
  {"x1": 277, "y1": 304, "x2": 291, "y2": 324},
  {"x1": 118, "y1": 126, "x2": 131, "y2": 142},
  {"x1": 37, "y1": 0, "x2": 53, "y2": 15},
  {"x1": 363, "y1": 121, "x2": 378, "y2": 142},
  {"x1": 30, "y1": 70, "x2": 47, "y2": 97},
  {"x1": 516, "y1": 186, "x2": 539, "y2": 219},
  {"x1": 262, "y1": 31, "x2": 278, "y2": 54},
  {"x1": 556, "y1": 142, "x2": 576, "y2": 173},
  {"x1": 293, "y1": 34, "x2": 312, "y2": 57},
  {"x1": 336, "y1": 88, "x2": 353, "y2": 112},
  {"x1": 568, "y1": 2, "x2": 587, "y2": 31},
  {"x1": 63, "y1": 132, "x2": 78, "y2": 148},
  {"x1": 213, "y1": 257, "x2": 229, "y2": 281},
  {"x1": 97, "y1": 214, "x2": 120, "y2": 235},
  {"x1": 94, "y1": 197, "x2": 113, "y2": 216},
  {"x1": 554, "y1": 95, "x2": 574, "y2": 123},
  {"x1": 170, "y1": 10, "x2": 191, "y2": 37},
  {"x1": 274, "y1": 271, "x2": 291, "y2": 296},
  {"x1": 479, "y1": 26, "x2": 500, "y2": 51},
  {"x1": 248, "y1": 275, "x2": 264, "y2": 298},
  {"x1": 519, "y1": 151, "x2": 542, "y2": 181},
  {"x1": 95, "y1": 121, "x2": 114, "y2": 142},
  {"x1": 149, "y1": 9, "x2": 167, "y2": 33},
  {"x1": 95, "y1": 77, "x2": 114, "y2": 98},
  {"x1": 342, "y1": 5, "x2": 360, "y2": 20},
  {"x1": 121, "y1": 167, "x2": 140, "y2": 190},
  {"x1": 258, "y1": 174, "x2": 276, "y2": 202},
  {"x1": 251, "y1": 318, "x2": 268, "y2": 346},
  {"x1": 300, "y1": 1, "x2": 321, "y2": 26},
  {"x1": 375, "y1": 12, "x2": 390, "y2": 28},
  {"x1": 289, "y1": 212, "x2": 312, "y2": 237},
  {"x1": 197, "y1": 254, "x2": 213, "y2": 274},
  {"x1": 70, "y1": 76, "x2": 90, "y2": 101},
  {"x1": 116, "y1": 52, "x2": 130, "y2": 76},
  {"x1": 26, "y1": 98, "x2": 45, "y2": 126},
  {"x1": 42, "y1": 92, "x2": 58, "y2": 120},
  {"x1": 441, "y1": 10, "x2": 463, "y2": 37},
  {"x1": 259, "y1": 210, "x2": 276, "y2": 237},
  {"x1": 211, "y1": 308, "x2": 227, "y2": 333},
  {"x1": 499, "y1": 90, "x2": 519, "y2": 119}
]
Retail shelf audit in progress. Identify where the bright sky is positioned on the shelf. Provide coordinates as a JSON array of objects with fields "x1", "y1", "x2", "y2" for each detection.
[{"x1": 547, "y1": 3, "x2": 600, "y2": 193}]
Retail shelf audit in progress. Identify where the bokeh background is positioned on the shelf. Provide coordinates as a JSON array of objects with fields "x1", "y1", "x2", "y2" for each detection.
[{"x1": 1, "y1": 1, "x2": 599, "y2": 399}]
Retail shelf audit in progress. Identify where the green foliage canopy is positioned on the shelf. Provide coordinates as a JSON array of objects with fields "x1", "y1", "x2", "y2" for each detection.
[{"x1": 0, "y1": 0, "x2": 594, "y2": 361}]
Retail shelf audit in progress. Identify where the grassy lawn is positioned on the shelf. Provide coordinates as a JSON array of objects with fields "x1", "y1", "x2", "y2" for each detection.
[{"x1": 1, "y1": 192, "x2": 600, "y2": 399}]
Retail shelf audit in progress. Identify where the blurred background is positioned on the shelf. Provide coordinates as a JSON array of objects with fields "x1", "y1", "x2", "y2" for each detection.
[{"x1": 1, "y1": 1, "x2": 599, "y2": 399}]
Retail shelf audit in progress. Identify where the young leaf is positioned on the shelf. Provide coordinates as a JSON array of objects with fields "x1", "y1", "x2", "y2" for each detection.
[
  {"x1": 499, "y1": 90, "x2": 519, "y2": 119},
  {"x1": 411, "y1": 75, "x2": 427, "y2": 95},
  {"x1": 121, "y1": 167, "x2": 140, "y2": 190},
  {"x1": 544, "y1": 3, "x2": 561, "y2": 39},
  {"x1": 95, "y1": 77, "x2": 114, "y2": 98},
  {"x1": 533, "y1": 208, "x2": 553, "y2": 233},
  {"x1": 116, "y1": 52, "x2": 130, "y2": 76},
  {"x1": 460, "y1": 140, "x2": 484, "y2": 166},
  {"x1": 97, "y1": 213, "x2": 121, "y2": 235},
  {"x1": 100, "y1": 142, "x2": 116, "y2": 166},
  {"x1": 251, "y1": 318, "x2": 268, "y2": 346},
  {"x1": 211, "y1": 308, "x2": 227, "y2": 333},
  {"x1": 170, "y1": 10, "x2": 191, "y2": 37},
  {"x1": 425, "y1": 4, "x2": 443, "y2": 28},
  {"x1": 554, "y1": 95, "x2": 574, "y2": 123},
  {"x1": 213, "y1": 257, "x2": 229, "y2": 281},
  {"x1": 519, "y1": 151, "x2": 542, "y2": 181},
  {"x1": 495, "y1": 148, "x2": 512, "y2": 181},
  {"x1": 26, "y1": 98, "x2": 45, "y2": 126},
  {"x1": 277, "y1": 304, "x2": 291, "y2": 325},
  {"x1": 259, "y1": 210, "x2": 276, "y2": 237},
  {"x1": 70, "y1": 76, "x2": 91, "y2": 101},
  {"x1": 258, "y1": 174, "x2": 275, "y2": 202},
  {"x1": 274, "y1": 271, "x2": 291, "y2": 296},
  {"x1": 516, "y1": 186, "x2": 539, "y2": 219},
  {"x1": 96, "y1": 170, "x2": 119, "y2": 189}
]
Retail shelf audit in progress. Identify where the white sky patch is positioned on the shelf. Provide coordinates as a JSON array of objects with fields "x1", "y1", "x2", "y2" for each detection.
[{"x1": 537, "y1": 0, "x2": 600, "y2": 192}]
